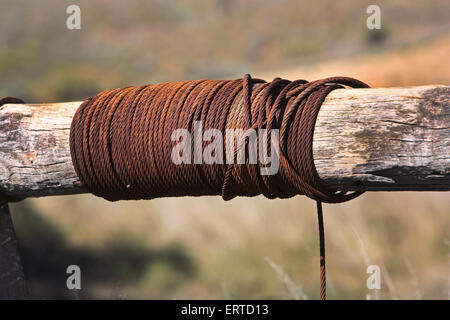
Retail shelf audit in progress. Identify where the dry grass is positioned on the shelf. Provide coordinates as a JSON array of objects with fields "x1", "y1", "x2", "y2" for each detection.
[
  {"x1": 3, "y1": 1, "x2": 449, "y2": 299},
  {"x1": 11, "y1": 190, "x2": 449, "y2": 299},
  {"x1": 258, "y1": 36, "x2": 450, "y2": 87}
]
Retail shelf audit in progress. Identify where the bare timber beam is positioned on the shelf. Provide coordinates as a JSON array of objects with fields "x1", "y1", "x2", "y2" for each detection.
[{"x1": 0, "y1": 85, "x2": 448, "y2": 199}]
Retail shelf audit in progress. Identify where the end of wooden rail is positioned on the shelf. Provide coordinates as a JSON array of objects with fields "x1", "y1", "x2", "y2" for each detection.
[{"x1": 0, "y1": 85, "x2": 448, "y2": 199}]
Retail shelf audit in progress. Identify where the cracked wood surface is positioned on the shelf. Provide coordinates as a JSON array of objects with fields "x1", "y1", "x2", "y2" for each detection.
[
  {"x1": 0, "y1": 84, "x2": 448, "y2": 199},
  {"x1": 314, "y1": 85, "x2": 449, "y2": 191}
]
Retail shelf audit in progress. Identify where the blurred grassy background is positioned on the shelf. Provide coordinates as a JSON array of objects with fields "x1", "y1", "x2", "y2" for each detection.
[{"x1": 1, "y1": 0, "x2": 449, "y2": 299}]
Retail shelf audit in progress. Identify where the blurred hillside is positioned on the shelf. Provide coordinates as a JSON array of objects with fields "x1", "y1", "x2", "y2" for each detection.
[
  {"x1": 259, "y1": 35, "x2": 450, "y2": 87},
  {"x1": 1, "y1": 0, "x2": 449, "y2": 299},
  {"x1": 1, "y1": 0, "x2": 449, "y2": 101}
]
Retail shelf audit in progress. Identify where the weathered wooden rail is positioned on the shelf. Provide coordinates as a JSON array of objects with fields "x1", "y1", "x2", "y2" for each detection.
[
  {"x1": 0, "y1": 84, "x2": 448, "y2": 299},
  {"x1": 0, "y1": 85, "x2": 448, "y2": 199}
]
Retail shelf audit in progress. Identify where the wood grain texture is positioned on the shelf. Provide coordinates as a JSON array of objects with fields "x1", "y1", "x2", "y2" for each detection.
[
  {"x1": 0, "y1": 102, "x2": 80, "y2": 198},
  {"x1": 0, "y1": 85, "x2": 448, "y2": 199},
  {"x1": 314, "y1": 85, "x2": 449, "y2": 191}
]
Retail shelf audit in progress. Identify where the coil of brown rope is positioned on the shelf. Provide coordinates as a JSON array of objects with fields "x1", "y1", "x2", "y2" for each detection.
[
  {"x1": 69, "y1": 75, "x2": 369, "y2": 300},
  {"x1": 70, "y1": 75, "x2": 368, "y2": 203}
]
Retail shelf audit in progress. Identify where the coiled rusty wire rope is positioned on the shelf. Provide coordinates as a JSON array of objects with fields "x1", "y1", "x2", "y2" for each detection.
[{"x1": 69, "y1": 75, "x2": 369, "y2": 299}]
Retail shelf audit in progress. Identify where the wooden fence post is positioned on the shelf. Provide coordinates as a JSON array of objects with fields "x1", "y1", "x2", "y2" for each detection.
[{"x1": 0, "y1": 203, "x2": 28, "y2": 299}]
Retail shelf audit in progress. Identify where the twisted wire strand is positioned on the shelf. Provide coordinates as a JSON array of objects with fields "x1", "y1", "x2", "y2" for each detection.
[{"x1": 317, "y1": 201, "x2": 327, "y2": 300}]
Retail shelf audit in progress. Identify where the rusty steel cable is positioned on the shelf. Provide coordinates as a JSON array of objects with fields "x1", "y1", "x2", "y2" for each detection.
[
  {"x1": 317, "y1": 201, "x2": 326, "y2": 300},
  {"x1": 69, "y1": 74, "x2": 369, "y2": 299}
]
